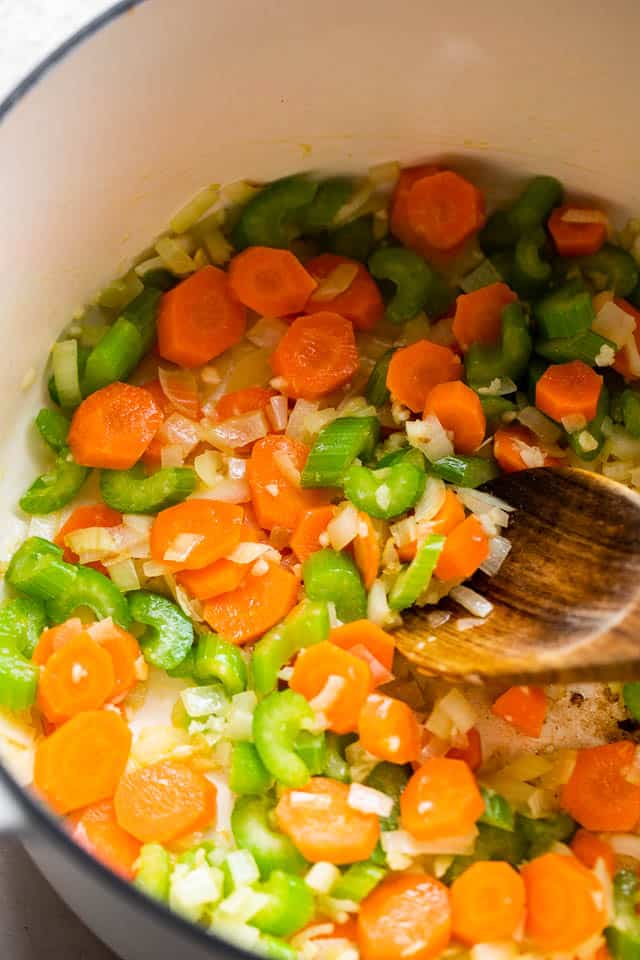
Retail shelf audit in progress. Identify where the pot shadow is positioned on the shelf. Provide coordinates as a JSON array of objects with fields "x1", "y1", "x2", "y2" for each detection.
[{"x1": 0, "y1": 837, "x2": 117, "y2": 959}]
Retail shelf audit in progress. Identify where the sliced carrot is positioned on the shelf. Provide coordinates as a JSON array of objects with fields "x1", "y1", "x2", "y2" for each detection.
[
  {"x1": 536, "y1": 359, "x2": 602, "y2": 423},
  {"x1": 330, "y1": 621, "x2": 395, "y2": 672},
  {"x1": 140, "y1": 378, "x2": 172, "y2": 415},
  {"x1": 270, "y1": 312, "x2": 360, "y2": 400},
  {"x1": 68, "y1": 382, "x2": 163, "y2": 470},
  {"x1": 276, "y1": 776, "x2": 379, "y2": 864},
  {"x1": 37, "y1": 634, "x2": 116, "y2": 724},
  {"x1": 386, "y1": 340, "x2": 462, "y2": 413},
  {"x1": 452, "y1": 283, "x2": 518, "y2": 352},
  {"x1": 612, "y1": 298, "x2": 640, "y2": 381},
  {"x1": 290, "y1": 505, "x2": 335, "y2": 563},
  {"x1": 390, "y1": 164, "x2": 442, "y2": 256},
  {"x1": 55, "y1": 505, "x2": 122, "y2": 564},
  {"x1": 216, "y1": 386, "x2": 277, "y2": 422},
  {"x1": 32, "y1": 617, "x2": 85, "y2": 666},
  {"x1": 491, "y1": 685, "x2": 547, "y2": 738},
  {"x1": 228, "y1": 246, "x2": 317, "y2": 317},
  {"x1": 247, "y1": 435, "x2": 329, "y2": 531},
  {"x1": 34, "y1": 710, "x2": 132, "y2": 814},
  {"x1": 571, "y1": 828, "x2": 616, "y2": 876},
  {"x1": 406, "y1": 170, "x2": 485, "y2": 253},
  {"x1": 357, "y1": 873, "x2": 451, "y2": 960},
  {"x1": 290, "y1": 641, "x2": 372, "y2": 734},
  {"x1": 86, "y1": 620, "x2": 141, "y2": 702},
  {"x1": 358, "y1": 693, "x2": 421, "y2": 764},
  {"x1": 450, "y1": 861, "x2": 525, "y2": 945},
  {"x1": 305, "y1": 254, "x2": 384, "y2": 331},
  {"x1": 400, "y1": 757, "x2": 484, "y2": 841},
  {"x1": 114, "y1": 759, "x2": 217, "y2": 844},
  {"x1": 548, "y1": 206, "x2": 607, "y2": 257},
  {"x1": 521, "y1": 852, "x2": 607, "y2": 952},
  {"x1": 561, "y1": 740, "x2": 640, "y2": 831},
  {"x1": 447, "y1": 727, "x2": 483, "y2": 772},
  {"x1": 434, "y1": 515, "x2": 489, "y2": 582},
  {"x1": 424, "y1": 380, "x2": 486, "y2": 454},
  {"x1": 203, "y1": 562, "x2": 299, "y2": 644},
  {"x1": 352, "y1": 512, "x2": 381, "y2": 590},
  {"x1": 68, "y1": 800, "x2": 141, "y2": 879},
  {"x1": 177, "y1": 558, "x2": 249, "y2": 600},
  {"x1": 157, "y1": 265, "x2": 246, "y2": 367},
  {"x1": 493, "y1": 423, "x2": 565, "y2": 473},
  {"x1": 398, "y1": 489, "x2": 465, "y2": 562},
  {"x1": 150, "y1": 499, "x2": 244, "y2": 572}
]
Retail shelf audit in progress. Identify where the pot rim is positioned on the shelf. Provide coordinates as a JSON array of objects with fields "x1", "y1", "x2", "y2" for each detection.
[{"x1": 0, "y1": 2, "x2": 256, "y2": 957}]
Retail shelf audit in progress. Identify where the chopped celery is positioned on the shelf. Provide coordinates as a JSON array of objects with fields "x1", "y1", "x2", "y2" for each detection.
[
  {"x1": 364, "y1": 762, "x2": 410, "y2": 830},
  {"x1": 0, "y1": 651, "x2": 39, "y2": 711},
  {"x1": 428, "y1": 455, "x2": 499, "y2": 488},
  {"x1": 301, "y1": 416, "x2": 380, "y2": 487},
  {"x1": 294, "y1": 730, "x2": 327, "y2": 776},
  {"x1": 253, "y1": 689, "x2": 315, "y2": 787},
  {"x1": 299, "y1": 178, "x2": 354, "y2": 234},
  {"x1": 253, "y1": 600, "x2": 329, "y2": 697},
  {"x1": 369, "y1": 246, "x2": 454, "y2": 322},
  {"x1": 128, "y1": 590, "x2": 194, "y2": 670},
  {"x1": 325, "y1": 733, "x2": 354, "y2": 783},
  {"x1": 460, "y1": 258, "x2": 503, "y2": 293},
  {"x1": 465, "y1": 302, "x2": 532, "y2": 386},
  {"x1": 230, "y1": 741, "x2": 274, "y2": 795},
  {"x1": 328, "y1": 215, "x2": 375, "y2": 262},
  {"x1": 388, "y1": 535, "x2": 445, "y2": 611},
  {"x1": 535, "y1": 328, "x2": 616, "y2": 366},
  {"x1": 331, "y1": 861, "x2": 386, "y2": 902},
  {"x1": 20, "y1": 455, "x2": 89, "y2": 515},
  {"x1": 303, "y1": 549, "x2": 367, "y2": 623},
  {"x1": 607, "y1": 870, "x2": 640, "y2": 960},
  {"x1": 567, "y1": 385, "x2": 609, "y2": 461},
  {"x1": 622, "y1": 390, "x2": 640, "y2": 438},
  {"x1": 194, "y1": 633, "x2": 247, "y2": 696},
  {"x1": 231, "y1": 796, "x2": 307, "y2": 878},
  {"x1": 479, "y1": 787, "x2": 515, "y2": 831},
  {"x1": 231, "y1": 175, "x2": 318, "y2": 250},
  {"x1": 343, "y1": 461, "x2": 426, "y2": 520},
  {"x1": 251, "y1": 870, "x2": 315, "y2": 938},
  {"x1": 95, "y1": 272, "x2": 143, "y2": 310},
  {"x1": 135, "y1": 844, "x2": 171, "y2": 902},
  {"x1": 100, "y1": 464, "x2": 196, "y2": 514},
  {"x1": 365, "y1": 349, "x2": 395, "y2": 408},
  {"x1": 623, "y1": 682, "x2": 640, "y2": 721},
  {"x1": 445, "y1": 822, "x2": 527, "y2": 882},
  {"x1": 515, "y1": 811, "x2": 575, "y2": 859},
  {"x1": 35, "y1": 408, "x2": 70, "y2": 453},
  {"x1": 533, "y1": 280, "x2": 594, "y2": 339},
  {"x1": 0, "y1": 597, "x2": 46, "y2": 659}
]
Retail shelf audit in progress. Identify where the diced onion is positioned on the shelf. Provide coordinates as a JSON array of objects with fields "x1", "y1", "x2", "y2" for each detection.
[
  {"x1": 170, "y1": 184, "x2": 220, "y2": 234},
  {"x1": 327, "y1": 504, "x2": 360, "y2": 551},
  {"x1": 155, "y1": 235, "x2": 196, "y2": 275},
  {"x1": 195, "y1": 478, "x2": 251, "y2": 503},
  {"x1": 517, "y1": 406, "x2": 562, "y2": 445},
  {"x1": 161, "y1": 444, "x2": 188, "y2": 468},
  {"x1": 156, "y1": 412, "x2": 200, "y2": 452},
  {"x1": 367, "y1": 579, "x2": 392, "y2": 627},
  {"x1": 143, "y1": 560, "x2": 169, "y2": 578},
  {"x1": 593, "y1": 300, "x2": 636, "y2": 349},
  {"x1": 513, "y1": 440, "x2": 546, "y2": 468},
  {"x1": 305, "y1": 862, "x2": 341, "y2": 895},
  {"x1": 311, "y1": 264, "x2": 359, "y2": 301},
  {"x1": 381, "y1": 828, "x2": 477, "y2": 863},
  {"x1": 247, "y1": 316, "x2": 288, "y2": 349},
  {"x1": 449, "y1": 585, "x2": 493, "y2": 618},
  {"x1": 286, "y1": 399, "x2": 320, "y2": 442},
  {"x1": 134, "y1": 255, "x2": 166, "y2": 278},
  {"x1": 65, "y1": 526, "x2": 117, "y2": 560},
  {"x1": 194, "y1": 450, "x2": 223, "y2": 487},
  {"x1": 606, "y1": 833, "x2": 640, "y2": 860},
  {"x1": 158, "y1": 367, "x2": 200, "y2": 419},
  {"x1": 267, "y1": 395, "x2": 289, "y2": 431},
  {"x1": 456, "y1": 617, "x2": 485, "y2": 631},
  {"x1": 347, "y1": 783, "x2": 394, "y2": 818},
  {"x1": 604, "y1": 424, "x2": 640, "y2": 460},
  {"x1": 227, "y1": 457, "x2": 247, "y2": 480},
  {"x1": 273, "y1": 448, "x2": 302, "y2": 486},
  {"x1": 200, "y1": 365, "x2": 221, "y2": 385},
  {"x1": 561, "y1": 413, "x2": 587, "y2": 433},
  {"x1": 390, "y1": 516, "x2": 418, "y2": 548},
  {"x1": 225, "y1": 850, "x2": 260, "y2": 889},
  {"x1": 332, "y1": 180, "x2": 373, "y2": 227},
  {"x1": 344, "y1": 742, "x2": 380, "y2": 783},
  {"x1": 407, "y1": 415, "x2": 454, "y2": 461},
  {"x1": 163, "y1": 533, "x2": 204, "y2": 563},
  {"x1": 560, "y1": 208, "x2": 609, "y2": 225},
  {"x1": 309, "y1": 675, "x2": 346, "y2": 713},
  {"x1": 226, "y1": 542, "x2": 269, "y2": 564},
  {"x1": 427, "y1": 688, "x2": 476, "y2": 737},
  {"x1": 414, "y1": 477, "x2": 447, "y2": 521},
  {"x1": 289, "y1": 790, "x2": 334, "y2": 809},
  {"x1": 479, "y1": 535, "x2": 512, "y2": 576},
  {"x1": 470, "y1": 943, "x2": 519, "y2": 960},
  {"x1": 368, "y1": 160, "x2": 400, "y2": 186},
  {"x1": 105, "y1": 558, "x2": 140, "y2": 592},
  {"x1": 476, "y1": 377, "x2": 518, "y2": 396},
  {"x1": 200, "y1": 410, "x2": 269, "y2": 450}
]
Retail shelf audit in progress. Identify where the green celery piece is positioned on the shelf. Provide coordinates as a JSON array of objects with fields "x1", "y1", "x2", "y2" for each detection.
[
  {"x1": 128, "y1": 590, "x2": 194, "y2": 670},
  {"x1": 364, "y1": 762, "x2": 410, "y2": 830},
  {"x1": 623, "y1": 683, "x2": 640, "y2": 722},
  {"x1": 229, "y1": 741, "x2": 274, "y2": 795},
  {"x1": 231, "y1": 176, "x2": 319, "y2": 250},
  {"x1": 365, "y1": 349, "x2": 395, "y2": 408},
  {"x1": 35, "y1": 408, "x2": 70, "y2": 452},
  {"x1": 343, "y1": 461, "x2": 426, "y2": 520},
  {"x1": 0, "y1": 596, "x2": 46, "y2": 659},
  {"x1": 325, "y1": 733, "x2": 353, "y2": 783},
  {"x1": 606, "y1": 870, "x2": 640, "y2": 960},
  {"x1": 134, "y1": 844, "x2": 171, "y2": 902},
  {"x1": 479, "y1": 787, "x2": 515, "y2": 831},
  {"x1": 100, "y1": 464, "x2": 196, "y2": 513},
  {"x1": 0, "y1": 651, "x2": 39, "y2": 711},
  {"x1": 301, "y1": 416, "x2": 380, "y2": 487},
  {"x1": 328, "y1": 215, "x2": 375, "y2": 262},
  {"x1": 48, "y1": 344, "x2": 91, "y2": 408},
  {"x1": 253, "y1": 689, "x2": 315, "y2": 788},
  {"x1": 479, "y1": 395, "x2": 517, "y2": 424},
  {"x1": 303, "y1": 549, "x2": 367, "y2": 623},
  {"x1": 231, "y1": 795, "x2": 307, "y2": 878},
  {"x1": 375, "y1": 446, "x2": 425, "y2": 470},
  {"x1": 622, "y1": 390, "x2": 640, "y2": 438},
  {"x1": 465, "y1": 302, "x2": 532, "y2": 386},
  {"x1": 445, "y1": 822, "x2": 528, "y2": 883},
  {"x1": 193, "y1": 632, "x2": 247, "y2": 695},
  {"x1": 251, "y1": 870, "x2": 315, "y2": 938},
  {"x1": 535, "y1": 328, "x2": 616, "y2": 366},
  {"x1": 428, "y1": 455, "x2": 499, "y2": 488},
  {"x1": 294, "y1": 730, "x2": 327, "y2": 776},
  {"x1": 507, "y1": 176, "x2": 563, "y2": 233},
  {"x1": 331, "y1": 861, "x2": 386, "y2": 902},
  {"x1": 20, "y1": 455, "x2": 89, "y2": 515},
  {"x1": 299, "y1": 178, "x2": 354, "y2": 234},
  {"x1": 516, "y1": 811, "x2": 576, "y2": 859},
  {"x1": 259, "y1": 935, "x2": 298, "y2": 960},
  {"x1": 480, "y1": 210, "x2": 519, "y2": 254},
  {"x1": 388, "y1": 535, "x2": 445, "y2": 611},
  {"x1": 562, "y1": 243, "x2": 638, "y2": 298},
  {"x1": 368, "y1": 246, "x2": 454, "y2": 322},
  {"x1": 511, "y1": 226, "x2": 552, "y2": 298},
  {"x1": 460, "y1": 258, "x2": 503, "y2": 293},
  {"x1": 252, "y1": 600, "x2": 329, "y2": 696},
  {"x1": 533, "y1": 280, "x2": 595, "y2": 339}
]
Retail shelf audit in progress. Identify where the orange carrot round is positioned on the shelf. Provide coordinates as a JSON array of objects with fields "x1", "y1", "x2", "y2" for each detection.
[
  {"x1": 290, "y1": 641, "x2": 372, "y2": 734},
  {"x1": 157, "y1": 265, "x2": 246, "y2": 367},
  {"x1": 390, "y1": 164, "x2": 442, "y2": 255},
  {"x1": 492, "y1": 685, "x2": 547, "y2": 738},
  {"x1": 424, "y1": 380, "x2": 486, "y2": 454},
  {"x1": 37, "y1": 634, "x2": 116, "y2": 724},
  {"x1": 203, "y1": 562, "x2": 299, "y2": 644},
  {"x1": 571, "y1": 828, "x2": 616, "y2": 876},
  {"x1": 434, "y1": 514, "x2": 489, "y2": 582},
  {"x1": 352, "y1": 512, "x2": 381, "y2": 590},
  {"x1": 521, "y1": 852, "x2": 607, "y2": 952},
  {"x1": 357, "y1": 873, "x2": 451, "y2": 960},
  {"x1": 406, "y1": 170, "x2": 485, "y2": 252},
  {"x1": 68, "y1": 800, "x2": 141, "y2": 879},
  {"x1": 247, "y1": 435, "x2": 329, "y2": 531},
  {"x1": 548, "y1": 206, "x2": 607, "y2": 258},
  {"x1": 55, "y1": 505, "x2": 122, "y2": 564},
  {"x1": 493, "y1": 423, "x2": 565, "y2": 473},
  {"x1": 450, "y1": 861, "x2": 525, "y2": 945},
  {"x1": 216, "y1": 386, "x2": 277, "y2": 422},
  {"x1": 177, "y1": 558, "x2": 249, "y2": 600},
  {"x1": 447, "y1": 727, "x2": 483, "y2": 772},
  {"x1": 358, "y1": 693, "x2": 421, "y2": 764},
  {"x1": 386, "y1": 340, "x2": 462, "y2": 413},
  {"x1": 398, "y1": 489, "x2": 465, "y2": 562},
  {"x1": 330, "y1": 620, "x2": 395, "y2": 672},
  {"x1": 33, "y1": 617, "x2": 85, "y2": 667},
  {"x1": 68, "y1": 382, "x2": 163, "y2": 470},
  {"x1": 561, "y1": 740, "x2": 640, "y2": 831},
  {"x1": 276, "y1": 777, "x2": 379, "y2": 864},
  {"x1": 305, "y1": 253, "x2": 384, "y2": 331},
  {"x1": 34, "y1": 710, "x2": 132, "y2": 814},
  {"x1": 536, "y1": 360, "x2": 602, "y2": 423},
  {"x1": 452, "y1": 283, "x2": 517, "y2": 352},
  {"x1": 150, "y1": 498, "x2": 244, "y2": 572},
  {"x1": 290, "y1": 505, "x2": 335, "y2": 563},
  {"x1": 114, "y1": 759, "x2": 217, "y2": 844},
  {"x1": 270, "y1": 312, "x2": 360, "y2": 400},
  {"x1": 400, "y1": 757, "x2": 484, "y2": 841},
  {"x1": 228, "y1": 246, "x2": 317, "y2": 317},
  {"x1": 86, "y1": 620, "x2": 141, "y2": 702}
]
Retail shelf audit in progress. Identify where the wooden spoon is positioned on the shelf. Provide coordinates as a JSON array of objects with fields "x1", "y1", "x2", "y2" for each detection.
[{"x1": 394, "y1": 468, "x2": 640, "y2": 684}]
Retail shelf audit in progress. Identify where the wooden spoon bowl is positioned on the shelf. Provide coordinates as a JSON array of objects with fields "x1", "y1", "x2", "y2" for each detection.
[{"x1": 395, "y1": 468, "x2": 640, "y2": 684}]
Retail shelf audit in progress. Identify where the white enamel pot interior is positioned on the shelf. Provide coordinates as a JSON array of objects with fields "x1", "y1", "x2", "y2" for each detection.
[{"x1": 0, "y1": 0, "x2": 639, "y2": 957}]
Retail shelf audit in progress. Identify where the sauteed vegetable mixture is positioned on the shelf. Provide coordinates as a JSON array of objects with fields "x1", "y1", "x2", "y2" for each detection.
[{"x1": 3, "y1": 163, "x2": 640, "y2": 960}]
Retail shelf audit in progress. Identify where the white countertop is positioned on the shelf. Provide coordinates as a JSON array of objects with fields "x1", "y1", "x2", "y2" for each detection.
[{"x1": 0, "y1": 10, "x2": 123, "y2": 959}]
